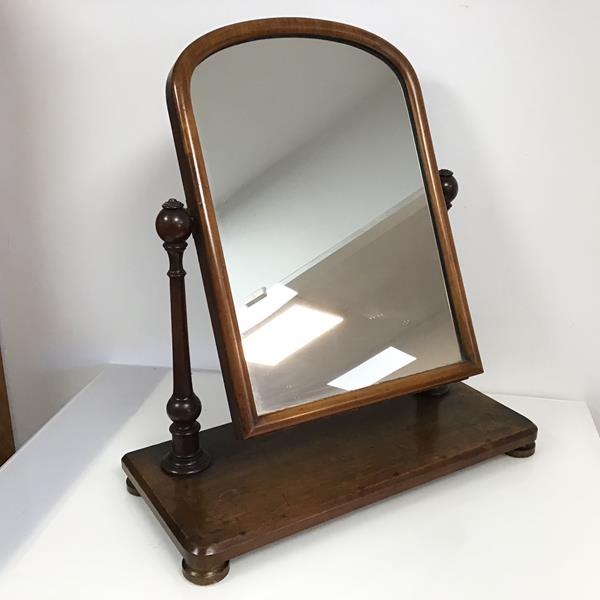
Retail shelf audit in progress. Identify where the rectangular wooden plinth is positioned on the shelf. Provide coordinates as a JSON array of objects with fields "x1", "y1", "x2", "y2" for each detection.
[{"x1": 122, "y1": 383, "x2": 537, "y2": 582}]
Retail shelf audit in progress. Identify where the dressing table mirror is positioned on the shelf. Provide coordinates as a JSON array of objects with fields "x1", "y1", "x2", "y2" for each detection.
[{"x1": 122, "y1": 18, "x2": 537, "y2": 585}]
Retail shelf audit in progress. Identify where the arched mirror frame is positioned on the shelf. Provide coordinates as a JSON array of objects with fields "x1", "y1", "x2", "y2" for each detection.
[{"x1": 167, "y1": 17, "x2": 482, "y2": 439}]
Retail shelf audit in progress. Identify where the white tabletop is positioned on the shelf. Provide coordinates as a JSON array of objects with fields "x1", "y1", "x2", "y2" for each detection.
[{"x1": 0, "y1": 365, "x2": 599, "y2": 599}]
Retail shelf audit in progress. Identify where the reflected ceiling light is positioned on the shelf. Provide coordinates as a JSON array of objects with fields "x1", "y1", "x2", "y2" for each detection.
[
  {"x1": 242, "y1": 304, "x2": 343, "y2": 366},
  {"x1": 327, "y1": 347, "x2": 416, "y2": 392},
  {"x1": 237, "y1": 283, "x2": 298, "y2": 334}
]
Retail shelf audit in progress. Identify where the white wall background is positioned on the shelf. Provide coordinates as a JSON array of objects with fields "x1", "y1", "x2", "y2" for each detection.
[{"x1": 1, "y1": 0, "x2": 599, "y2": 446}]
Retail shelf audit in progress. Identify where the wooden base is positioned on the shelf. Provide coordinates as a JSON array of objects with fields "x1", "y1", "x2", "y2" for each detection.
[{"x1": 122, "y1": 383, "x2": 537, "y2": 584}]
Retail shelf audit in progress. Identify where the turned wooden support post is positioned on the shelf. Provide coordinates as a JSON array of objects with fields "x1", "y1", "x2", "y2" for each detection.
[{"x1": 156, "y1": 199, "x2": 211, "y2": 476}]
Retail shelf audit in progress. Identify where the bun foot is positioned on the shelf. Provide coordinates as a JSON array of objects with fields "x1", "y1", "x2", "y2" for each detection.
[
  {"x1": 182, "y1": 559, "x2": 230, "y2": 585},
  {"x1": 506, "y1": 442, "x2": 535, "y2": 458},
  {"x1": 126, "y1": 478, "x2": 141, "y2": 496}
]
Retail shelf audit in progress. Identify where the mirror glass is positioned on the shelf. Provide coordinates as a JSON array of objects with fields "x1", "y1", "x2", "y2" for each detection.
[{"x1": 191, "y1": 38, "x2": 462, "y2": 415}]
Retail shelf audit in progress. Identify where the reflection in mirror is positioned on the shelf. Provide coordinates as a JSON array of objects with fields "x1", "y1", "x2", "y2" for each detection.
[{"x1": 191, "y1": 38, "x2": 462, "y2": 414}]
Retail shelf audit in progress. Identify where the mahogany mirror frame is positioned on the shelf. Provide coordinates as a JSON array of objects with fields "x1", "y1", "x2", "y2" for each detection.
[{"x1": 167, "y1": 17, "x2": 483, "y2": 439}]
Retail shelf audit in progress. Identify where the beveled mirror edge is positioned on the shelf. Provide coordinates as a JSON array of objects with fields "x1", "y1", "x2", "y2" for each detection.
[{"x1": 166, "y1": 17, "x2": 483, "y2": 439}]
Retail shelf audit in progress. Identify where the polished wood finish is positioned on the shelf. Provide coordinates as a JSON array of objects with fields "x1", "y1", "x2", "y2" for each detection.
[
  {"x1": 0, "y1": 349, "x2": 15, "y2": 466},
  {"x1": 166, "y1": 17, "x2": 483, "y2": 439},
  {"x1": 156, "y1": 199, "x2": 210, "y2": 476},
  {"x1": 439, "y1": 169, "x2": 459, "y2": 210},
  {"x1": 182, "y1": 559, "x2": 230, "y2": 585},
  {"x1": 123, "y1": 382, "x2": 537, "y2": 585},
  {"x1": 122, "y1": 21, "x2": 538, "y2": 585}
]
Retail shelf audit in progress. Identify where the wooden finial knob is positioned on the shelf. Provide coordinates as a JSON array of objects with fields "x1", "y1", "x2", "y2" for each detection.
[
  {"x1": 439, "y1": 169, "x2": 458, "y2": 210},
  {"x1": 156, "y1": 199, "x2": 192, "y2": 243}
]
